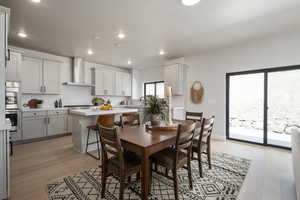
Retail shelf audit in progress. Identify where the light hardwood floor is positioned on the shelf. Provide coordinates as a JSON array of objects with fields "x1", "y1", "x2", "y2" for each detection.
[{"x1": 10, "y1": 136, "x2": 296, "y2": 200}]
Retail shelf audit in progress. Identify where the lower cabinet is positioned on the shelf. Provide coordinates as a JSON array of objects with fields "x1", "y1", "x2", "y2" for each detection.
[
  {"x1": 22, "y1": 111, "x2": 68, "y2": 141},
  {"x1": 22, "y1": 117, "x2": 47, "y2": 140},
  {"x1": 47, "y1": 115, "x2": 67, "y2": 136}
]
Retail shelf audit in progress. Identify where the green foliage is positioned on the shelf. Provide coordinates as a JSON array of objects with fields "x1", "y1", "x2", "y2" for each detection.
[{"x1": 144, "y1": 95, "x2": 168, "y2": 120}]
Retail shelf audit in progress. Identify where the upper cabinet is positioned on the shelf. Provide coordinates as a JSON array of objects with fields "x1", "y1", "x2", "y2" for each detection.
[
  {"x1": 116, "y1": 71, "x2": 132, "y2": 96},
  {"x1": 93, "y1": 66, "x2": 132, "y2": 97},
  {"x1": 6, "y1": 51, "x2": 22, "y2": 81},
  {"x1": 43, "y1": 60, "x2": 61, "y2": 94},
  {"x1": 94, "y1": 68, "x2": 116, "y2": 96},
  {"x1": 20, "y1": 56, "x2": 43, "y2": 94},
  {"x1": 20, "y1": 56, "x2": 61, "y2": 94},
  {"x1": 163, "y1": 64, "x2": 185, "y2": 96}
]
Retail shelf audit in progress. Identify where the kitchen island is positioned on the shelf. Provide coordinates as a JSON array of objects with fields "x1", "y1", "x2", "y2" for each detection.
[{"x1": 70, "y1": 108, "x2": 138, "y2": 153}]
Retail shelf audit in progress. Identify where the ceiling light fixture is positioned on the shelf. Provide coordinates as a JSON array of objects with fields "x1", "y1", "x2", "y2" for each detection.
[
  {"x1": 127, "y1": 60, "x2": 132, "y2": 65},
  {"x1": 18, "y1": 32, "x2": 27, "y2": 38},
  {"x1": 31, "y1": 0, "x2": 41, "y2": 3},
  {"x1": 181, "y1": 0, "x2": 200, "y2": 6},
  {"x1": 118, "y1": 32, "x2": 126, "y2": 39},
  {"x1": 159, "y1": 50, "x2": 165, "y2": 55},
  {"x1": 87, "y1": 49, "x2": 94, "y2": 55}
]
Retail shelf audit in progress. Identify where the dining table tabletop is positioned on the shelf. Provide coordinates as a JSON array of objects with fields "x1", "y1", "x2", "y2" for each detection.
[{"x1": 118, "y1": 125, "x2": 178, "y2": 200}]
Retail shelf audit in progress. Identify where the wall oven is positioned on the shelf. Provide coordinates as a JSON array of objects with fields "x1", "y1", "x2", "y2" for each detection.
[{"x1": 5, "y1": 81, "x2": 21, "y2": 142}]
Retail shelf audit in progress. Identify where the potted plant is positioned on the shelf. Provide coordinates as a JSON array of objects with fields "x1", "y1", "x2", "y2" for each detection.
[
  {"x1": 144, "y1": 95, "x2": 168, "y2": 126},
  {"x1": 36, "y1": 99, "x2": 43, "y2": 108}
]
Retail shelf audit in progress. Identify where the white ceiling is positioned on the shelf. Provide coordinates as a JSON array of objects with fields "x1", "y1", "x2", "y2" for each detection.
[{"x1": 1, "y1": 0, "x2": 300, "y2": 68}]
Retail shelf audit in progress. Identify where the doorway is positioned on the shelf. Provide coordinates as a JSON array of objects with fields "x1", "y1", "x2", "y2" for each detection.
[{"x1": 226, "y1": 65, "x2": 300, "y2": 149}]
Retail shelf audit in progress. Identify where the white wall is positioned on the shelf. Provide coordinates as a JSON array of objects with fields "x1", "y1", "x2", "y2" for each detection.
[
  {"x1": 137, "y1": 31, "x2": 300, "y2": 140},
  {"x1": 10, "y1": 46, "x2": 128, "y2": 108},
  {"x1": 184, "y1": 31, "x2": 300, "y2": 140}
]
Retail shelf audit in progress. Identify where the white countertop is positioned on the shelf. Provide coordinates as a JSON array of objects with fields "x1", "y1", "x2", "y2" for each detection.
[
  {"x1": 70, "y1": 108, "x2": 139, "y2": 116},
  {"x1": 0, "y1": 119, "x2": 11, "y2": 131},
  {"x1": 21, "y1": 107, "x2": 69, "y2": 112}
]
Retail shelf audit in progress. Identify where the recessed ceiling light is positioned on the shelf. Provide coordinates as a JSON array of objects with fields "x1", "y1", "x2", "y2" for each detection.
[
  {"x1": 87, "y1": 49, "x2": 94, "y2": 55},
  {"x1": 181, "y1": 0, "x2": 200, "y2": 6},
  {"x1": 117, "y1": 32, "x2": 126, "y2": 39},
  {"x1": 18, "y1": 32, "x2": 27, "y2": 38},
  {"x1": 94, "y1": 36, "x2": 101, "y2": 40},
  {"x1": 31, "y1": 0, "x2": 41, "y2": 3},
  {"x1": 127, "y1": 60, "x2": 132, "y2": 65},
  {"x1": 159, "y1": 50, "x2": 165, "y2": 55}
]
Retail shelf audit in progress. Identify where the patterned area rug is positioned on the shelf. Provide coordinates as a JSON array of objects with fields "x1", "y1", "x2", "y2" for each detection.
[{"x1": 48, "y1": 152, "x2": 251, "y2": 200}]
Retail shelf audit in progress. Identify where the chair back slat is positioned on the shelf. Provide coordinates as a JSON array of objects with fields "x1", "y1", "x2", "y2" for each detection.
[
  {"x1": 98, "y1": 125, "x2": 124, "y2": 168},
  {"x1": 120, "y1": 113, "x2": 140, "y2": 128},
  {"x1": 198, "y1": 116, "x2": 215, "y2": 145},
  {"x1": 175, "y1": 121, "x2": 196, "y2": 155},
  {"x1": 186, "y1": 111, "x2": 203, "y2": 122}
]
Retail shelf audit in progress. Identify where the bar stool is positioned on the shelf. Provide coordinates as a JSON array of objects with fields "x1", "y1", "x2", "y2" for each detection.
[{"x1": 86, "y1": 114, "x2": 115, "y2": 160}]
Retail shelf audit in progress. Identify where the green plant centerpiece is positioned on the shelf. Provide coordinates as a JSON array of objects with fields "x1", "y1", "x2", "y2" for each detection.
[
  {"x1": 144, "y1": 95, "x2": 169, "y2": 126},
  {"x1": 36, "y1": 99, "x2": 43, "y2": 108}
]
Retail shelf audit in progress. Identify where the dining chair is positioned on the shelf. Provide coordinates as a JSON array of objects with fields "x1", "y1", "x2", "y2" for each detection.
[
  {"x1": 150, "y1": 121, "x2": 196, "y2": 200},
  {"x1": 120, "y1": 112, "x2": 140, "y2": 128},
  {"x1": 186, "y1": 111, "x2": 203, "y2": 121},
  {"x1": 191, "y1": 116, "x2": 215, "y2": 178},
  {"x1": 98, "y1": 125, "x2": 145, "y2": 200},
  {"x1": 85, "y1": 114, "x2": 115, "y2": 160}
]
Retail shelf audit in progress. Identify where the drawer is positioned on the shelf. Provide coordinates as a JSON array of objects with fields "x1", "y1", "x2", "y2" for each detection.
[
  {"x1": 22, "y1": 111, "x2": 47, "y2": 118},
  {"x1": 48, "y1": 110, "x2": 68, "y2": 116}
]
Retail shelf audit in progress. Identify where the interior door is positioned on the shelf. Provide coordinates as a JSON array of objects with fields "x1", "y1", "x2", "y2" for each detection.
[
  {"x1": 20, "y1": 56, "x2": 43, "y2": 94},
  {"x1": 43, "y1": 60, "x2": 61, "y2": 94},
  {"x1": 228, "y1": 73, "x2": 265, "y2": 144},
  {"x1": 267, "y1": 69, "x2": 300, "y2": 148}
]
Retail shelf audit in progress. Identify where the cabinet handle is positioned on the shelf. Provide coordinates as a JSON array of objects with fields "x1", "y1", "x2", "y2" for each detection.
[
  {"x1": 44, "y1": 86, "x2": 46, "y2": 93},
  {"x1": 7, "y1": 49, "x2": 10, "y2": 61},
  {"x1": 48, "y1": 118, "x2": 50, "y2": 124},
  {"x1": 40, "y1": 86, "x2": 43, "y2": 93}
]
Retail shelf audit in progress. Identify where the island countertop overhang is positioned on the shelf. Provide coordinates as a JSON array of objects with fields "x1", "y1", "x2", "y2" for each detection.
[{"x1": 69, "y1": 108, "x2": 139, "y2": 116}]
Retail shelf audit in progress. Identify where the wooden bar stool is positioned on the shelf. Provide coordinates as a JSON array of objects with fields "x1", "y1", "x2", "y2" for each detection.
[{"x1": 86, "y1": 114, "x2": 115, "y2": 160}]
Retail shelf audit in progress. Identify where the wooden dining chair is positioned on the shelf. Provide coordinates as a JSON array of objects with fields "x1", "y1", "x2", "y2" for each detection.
[
  {"x1": 150, "y1": 121, "x2": 196, "y2": 200},
  {"x1": 191, "y1": 116, "x2": 215, "y2": 178},
  {"x1": 120, "y1": 113, "x2": 140, "y2": 128},
  {"x1": 98, "y1": 125, "x2": 145, "y2": 200},
  {"x1": 186, "y1": 111, "x2": 203, "y2": 121}
]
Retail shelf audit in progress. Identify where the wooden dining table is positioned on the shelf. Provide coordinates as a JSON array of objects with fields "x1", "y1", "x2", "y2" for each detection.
[{"x1": 118, "y1": 125, "x2": 178, "y2": 200}]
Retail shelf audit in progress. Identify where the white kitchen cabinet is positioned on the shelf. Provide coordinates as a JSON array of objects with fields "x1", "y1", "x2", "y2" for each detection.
[
  {"x1": 116, "y1": 72, "x2": 132, "y2": 96},
  {"x1": 22, "y1": 117, "x2": 46, "y2": 140},
  {"x1": 47, "y1": 115, "x2": 67, "y2": 136},
  {"x1": 22, "y1": 110, "x2": 68, "y2": 141},
  {"x1": 19, "y1": 56, "x2": 43, "y2": 94},
  {"x1": 84, "y1": 62, "x2": 94, "y2": 85},
  {"x1": 94, "y1": 69, "x2": 115, "y2": 96},
  {"x1": 163, "y1": 64, "x2": 184, "y2": 96},
  {"x1": 6, "y1": 51, "x2": 22, "y2": 81},
  {"x1": 19, "y1": 56, "x2": 61, "y2": 94},
  {"x1": 43, "y1": 60, "x2": 61, "y2": 94}
]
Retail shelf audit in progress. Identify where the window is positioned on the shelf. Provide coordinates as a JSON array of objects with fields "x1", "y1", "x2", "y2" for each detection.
[{"x1": 144, "y1": 81, "x2": 165, "y2": 98}]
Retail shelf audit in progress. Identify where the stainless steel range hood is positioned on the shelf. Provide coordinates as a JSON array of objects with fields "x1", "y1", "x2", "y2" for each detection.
[{"x1": 63, "y1": 57, "x2": 95, "y2": 87}]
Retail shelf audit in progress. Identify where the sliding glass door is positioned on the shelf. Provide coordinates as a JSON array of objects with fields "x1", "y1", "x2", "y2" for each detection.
[
  {"x1": 267, "y1": 70, "x2": 300, "y2": 147},
  {"x1": 228, "y1": 73, "x2": 264, "y2": 143},
  {"x1": 226, "y1": 66, "x2": 300, "y2": 148}
]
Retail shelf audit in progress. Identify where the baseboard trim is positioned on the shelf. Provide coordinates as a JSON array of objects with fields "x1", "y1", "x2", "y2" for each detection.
[{"x1": 212, "y1": 133, "x2": 226, "y2": 141}]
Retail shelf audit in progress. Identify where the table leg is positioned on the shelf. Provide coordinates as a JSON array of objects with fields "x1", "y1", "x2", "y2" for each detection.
[{"x1": 141, "y1": 151, "x2": 150, "y2": 200}]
